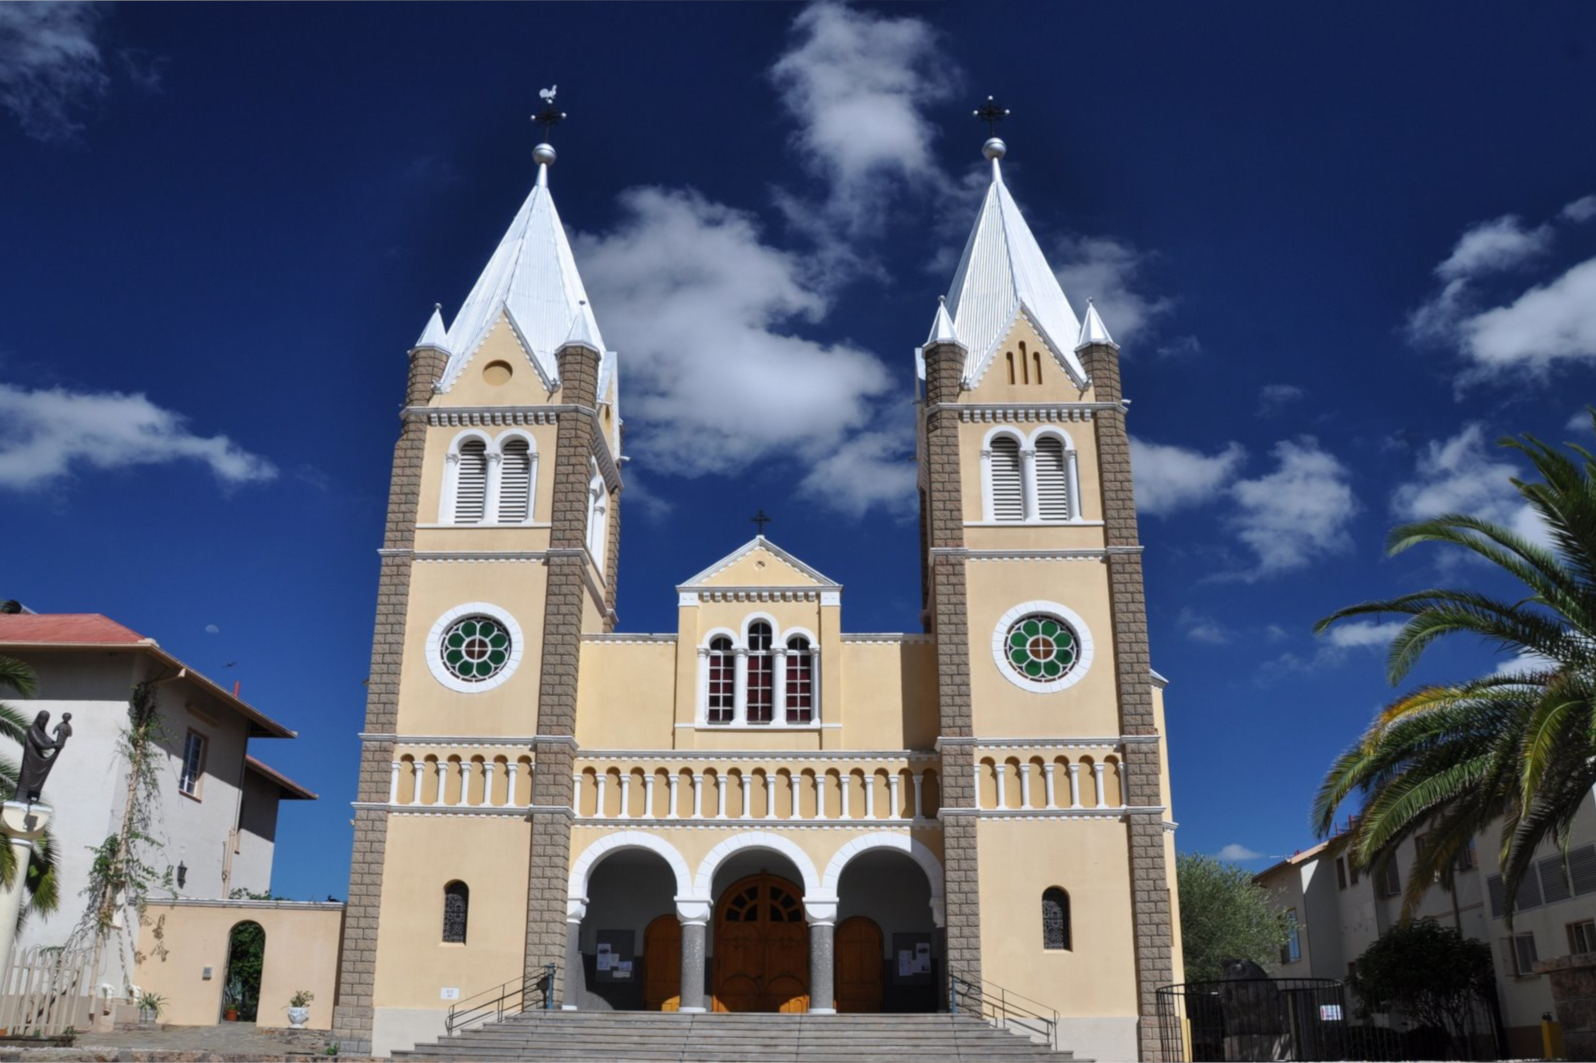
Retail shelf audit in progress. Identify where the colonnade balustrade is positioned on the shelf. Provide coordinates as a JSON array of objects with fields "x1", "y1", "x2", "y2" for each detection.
[
  {"x1": 569, "y1": 763, "x2": 941, "y2": 822},
  {"x1": 974, "y1": 752, "x2": 1128, "y2": 811},
  {"x1": 390, "y1": 753, "x2": 533, "y2": 808}
]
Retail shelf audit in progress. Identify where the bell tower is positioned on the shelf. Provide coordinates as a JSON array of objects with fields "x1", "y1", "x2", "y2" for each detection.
[{"x1": 918, "y1": 127, "x2": 1178, "y2": 1060}]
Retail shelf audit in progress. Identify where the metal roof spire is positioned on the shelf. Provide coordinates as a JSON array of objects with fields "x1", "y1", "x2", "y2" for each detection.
[
  {"x1": 925, "y1": 295, "x2": 965, "y2": 349},
  {"x1": 1075, "y1": 299, "x2": 1119, "y2": 352},
  {"x1": 414, "y1": 303, "x2": 450, "y2": 352},
  {"x1": 561, "y1": 299, "x2": 601, "y2": 355}
]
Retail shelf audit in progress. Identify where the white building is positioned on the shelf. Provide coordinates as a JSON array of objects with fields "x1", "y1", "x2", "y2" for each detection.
[
  {"x1": 1257, "y1": 796, "x2": 1596, "y2": 1056},
  {"x1": 0, "y1": 610, "x2": 313, "y2": 994}
]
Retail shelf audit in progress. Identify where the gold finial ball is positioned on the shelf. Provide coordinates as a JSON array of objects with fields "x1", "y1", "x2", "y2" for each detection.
[
  {"x1": 533, "y1": 143, "x2": 557, "y2": 167},
  {"x1": 983, "y1": 137, "x2": 1007, "y2": 161}
]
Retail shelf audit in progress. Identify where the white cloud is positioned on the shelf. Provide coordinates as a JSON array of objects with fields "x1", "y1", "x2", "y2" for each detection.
[
  {"x1": 1436, "y1": 214, "x2": 1553, "y2": 281},
  {"x1": 769, "y1": 1, "x2": 956, "y2": 240},
  {"x1": 0, "y1": 383, "x2": 278, "y2": 491},
  {"x1": 576, "y1": 188, "x2": 907, "y2": 515},
  {"x1": 0, "y1": 3, "x2": 107, "y2": 143},
  {"x1": 1129, "y1": 437, "x2": 1246, "y2": 517},
  {"x1": 1460, "y1": 257, "x2": 1596, "y2": 377},
  {"x1": 796, "y1": 421, "x2": 916, "y2": 520},
  {"x1": 1324, "y1": 620, "x2": 1405, "y2": 649},
  {"x1": 1568, "y1": 409, "x2": 1593, "y2": 433},
  {"x1": 1227, "y1": 439, "x2": 1357, "y2": 578},
  {"x1": 204, "y1": 624, "x2": 220, "y2": 635},
  {"x1": 1494, "y1": 651, "x2": 1552, "y2": 677},
  {"x1": 1157, "y1": 335, "x2": 1202, "y2": 360},
  {"x1": 1178, "y1": 608, "x2": 1231, "y2": 645},
  {"x1": 1052, "y1": 237, "x2": 1171, "y2": 343},
  {"x1": 1391, "y1": 423, "x2": 1546, "y2": 546},
  {"x1": 1257, "y1": 384, "x2": 1306, "y2": 417},
  {"x1": 1563, "y1": 195, "x2": 1596, "y2": 224},
  {"x1": 1216, "y1": 844, "x2": 1267, "y2": 862}
]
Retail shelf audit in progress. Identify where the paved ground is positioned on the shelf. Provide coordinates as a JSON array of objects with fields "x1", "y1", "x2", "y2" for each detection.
[{"x1": 0, "y1": 1023, "x2": 376, "y2": 1061}]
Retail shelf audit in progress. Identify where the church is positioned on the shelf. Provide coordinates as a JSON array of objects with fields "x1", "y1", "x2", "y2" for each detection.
[{"x1": 332, "y1": 125, "x2": 1183, "y2": 1062}]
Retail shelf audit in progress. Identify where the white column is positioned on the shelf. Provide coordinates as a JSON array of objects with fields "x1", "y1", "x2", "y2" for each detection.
[
  {"x1": 1066, "y1": 450, "x2": 1083, "y2": 520},
  {"x1": 692, "y1": 773, "x2": 705, "y2": 819},
  {"x1": 696, "y1": 646, "x2": 711, "y2": 724},
  {"x1": 432, "y1": 763, "x2": 446, "y2": 807},
  {"x1": 644, "y1": 774, "x2": 657, "y2": 818},
  {"x1": 716, "y1": 773, "x2": 729, "y2": 819},
  {"x1": 1043, "y1": 764, "x2": 1058, "y2": 810},
  {"x1": 912, "y1": 772, "x2": 925, "y2": 820},
  {"x1": 668, "y1": 774, "x2": 681, "y2": 819},
  {"x1": 887, "y1": 773, "x2": 902, "y2": 820},
  {"x1": 1068, "y1": 763, "x2": 1081, "y2": 809},
  {"x1": 763, "y1": 773, "x2": 777, "y2": 821},
  {"x1": 741, "y1": 773, "x2": 752, "y2": 819},
  {"x1": 0, "y1": 804, "x2": 51, "y2": 980},
  {"x1": 811, "y1": 647, "x2": 822, "y2": 724},
  {"x1": 840, "y1": 775, "x2": 852, "y2": 820},
  {"x1": 995, "y1": 764, "x2": 1008, "y2": 810},
  {"x1": 483, "y1": 450, "x2": 503, "y2": 524},
  {"x1": 389, "y1": 762, "x2": 401, "y2": 804},
  {"x1": 815, "y1": 774, "x2": 828, "y2": 820},
  {"x1": 1093, "y1": 763, "x2": 1106, "y2": 809},
  {"x1": 571, "y1": 772, "x2": 583, "y2": 814},
  {"x1": 1119, "y1": 762, "x2": 1129, "y2": 807},
  {"x1": 773, "y1": 648, "x2": 788, "y2": 724},
  {"x1": 1020, "y1": 446, "x2": 1039, "y2": 521},
  {"x1": 733, "y1": 649, "x2": 749, "y2": 726},
  {"x1": 596, "y1": 773, "x2": 609, "y2": 818},
  {"x1": 1020, "y1": 766, "x2": 1033, "y2": 809},
  {"x1": 507, "y1": 762, "x2": 520, "y2": 806},
  {"x1": 790, "y1": 774, "x2": 803, "y2": 821},
  {"x1": 482, "y1": 762, "x2": 496, "y2": 807},
  {"x1": 619, "y1": 774, "x2": 633, "y2": 819}
]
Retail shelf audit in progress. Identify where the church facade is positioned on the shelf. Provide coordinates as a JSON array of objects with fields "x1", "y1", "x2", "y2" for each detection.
[{"x1": 332, "y1": 134, "x2": 1182, "y2": 1062}]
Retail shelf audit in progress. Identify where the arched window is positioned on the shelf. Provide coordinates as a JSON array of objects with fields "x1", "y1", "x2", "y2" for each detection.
[
  {"x1": 587, "y1": 470, "x2": 608, "y2": 567},
  {"x1": 746, "y1": 622, "x2": 774, "y2": 724},
  {"x1": 497, "y1": 438, "x2": 532, "y2": 522},
  {"x1": 1042, "y1": 887, "x2": 1070, "y2": 950},
  {"x1": 443, "y1": 881, "x2": 469, "y2": 944},
  {"x1": 1034, "y1": 436, "x2": 1070, "y2": 521},
  {"x1": 707, "y1": 637, "x2": 735, "y2": 725},
  {"x1": 454, "y1": 440, "x2": 488, "y2": 523},
  {"x1": 989, "y1": 436, "x2": 1023, "y2": 522},
  {"x1": 785, "y1": 636, "x2": 814, "y2": 724}
]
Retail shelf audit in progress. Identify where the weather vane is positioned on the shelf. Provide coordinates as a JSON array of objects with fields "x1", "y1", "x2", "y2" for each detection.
[
  {"x1": 750, "y1": 510, "x2": 773, "y2": 536},
  {"x1": 973, "y1": 95, "x2": 1009, "y2": 137},
  {"x1": 534, "y1": 85, "x2": 566, "y2": 137}
]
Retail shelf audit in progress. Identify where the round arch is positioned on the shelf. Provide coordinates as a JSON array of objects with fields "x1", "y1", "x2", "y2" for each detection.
[
  {"x1": 821, "y1": 833, "x2": 944, "y2": 901},
  {"x1": 568, "y1": 831, "x2": 693, "y2": 901},
  {"x1": 693, "y1": 831, "x2": 821, "y2": 896}
]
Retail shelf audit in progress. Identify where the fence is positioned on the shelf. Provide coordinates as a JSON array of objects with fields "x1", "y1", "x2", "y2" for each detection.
[
  {"x1": 0, "y1": 945, "x2": 96, "y2": 1037},
  {"x1": 1155, "y1": 978, "x2": 1500, "y2": 1062}
]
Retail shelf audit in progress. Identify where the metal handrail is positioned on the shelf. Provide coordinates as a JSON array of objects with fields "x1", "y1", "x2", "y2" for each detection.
[
  {"x1": 445, "y1": 964, "x2": 556, "y2": 1035},
  {"x1": 948, "y1": 966, "x2": 1060, "y2": 1049}
]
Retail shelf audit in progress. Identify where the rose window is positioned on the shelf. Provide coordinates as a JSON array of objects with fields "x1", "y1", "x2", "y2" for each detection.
[
  {"x1": 1004, "y1": 614, "x2": 1079, "y2": 683},
  {"x1": 440, "y1": 615, "x2": 511, "y2": 683}
]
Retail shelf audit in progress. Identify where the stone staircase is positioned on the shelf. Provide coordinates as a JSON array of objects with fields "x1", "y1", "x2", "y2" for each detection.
[{"x1": 392, "y1": 1010, "x2": 1082, "y2": 1062}]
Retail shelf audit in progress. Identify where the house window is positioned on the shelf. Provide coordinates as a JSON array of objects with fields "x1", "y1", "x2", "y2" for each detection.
[
  {"x1": 1349, "y1": 859, "x2": 1359, "y2": 886},
  {"x1": 497, "y1": 438, "x2": 532, "y2": 522},
  {"x1": 1034, "y1": 436, "x2": 1070, "y2": 520},
  {"x1": 1281, "y1": 909, "x2": 1301, "y2": 964},
  {"x1": 179, "y1": 731, "x2": 207, "y2": 797},
  {"x1": 984, "y1": 429, "x2": 1079, "y2": 523},
  {"x1": 989, "y1": 436, "x2": 1024, "y2": 522},
  {"x1": 1455, "y1": 838, "x2": 1477, "y2": 872},
  {"x1": 443, "y1": 881, "x2": 469, "y2": 944},
  {"x1": 587, "y1": 468, "x2": 608, "y2": 568},
  {"x1": 707, "y1": 637, "x2": 735, "y2": 724},
  {"x1": 1569, "y1": 921, "x2": 1596, "y2": 955},
  {"x1": 1378, "y1": 861, "x2": 1400, "y2": 898},
  {"x1": 1335, "y1": 858, "x2": 1348, "y2": 890},
  {"x1": 1509, "y1": 932, "x2": 1539, "y2": 977},
  {"x1": 454, "y1": 439, "x2": 488, "y2": 523},
  {"x1": 785, "y1": 637, "x2": 814, "y2": 724},
  {"x1": 443, "y1": 432, "x2": 539, "y2": 525},
  {"x1": 1041, "y1": 888, "x2": 1070, "y2": 950},
  {"x1": 746, "y1": 623, "x2": 774, "y2": 724}
]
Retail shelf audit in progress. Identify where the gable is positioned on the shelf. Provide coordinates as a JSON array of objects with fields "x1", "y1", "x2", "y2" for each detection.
[{"x1": 678, "y1": 538, "x2": 841, "y2": 591}]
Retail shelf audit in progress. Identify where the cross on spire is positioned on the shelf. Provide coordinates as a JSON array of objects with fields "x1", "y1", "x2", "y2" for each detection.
[
  {"x1": 973, "y1": 95, "x2": 1010, "y2": 137},
  {"x1": 750, "y1": 510, "x2": 773, "y2": 536},
  {"x1": 533, "y1": 85, "x2": 566, "y2": 137}
]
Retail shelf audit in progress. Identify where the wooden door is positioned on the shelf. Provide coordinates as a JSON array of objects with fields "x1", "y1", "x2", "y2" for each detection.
[
  {"x1": 835, "y1": 917, "x2": 884, "y2": 1013},
  {"x1": 712, "y1": 874, "x2": 810, "y2": 1013},
  {"x1": 644, "y1": 915, "x2": 681, "y2": 1011}
]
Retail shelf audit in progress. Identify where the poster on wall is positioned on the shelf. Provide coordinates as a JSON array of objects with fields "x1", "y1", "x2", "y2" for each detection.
[
  {"x1": 595, "y1": 931, "x2": 636, "y2": 984},
  {"x1": 892, "y1": 932, "x2": 934, "y2": 986}
]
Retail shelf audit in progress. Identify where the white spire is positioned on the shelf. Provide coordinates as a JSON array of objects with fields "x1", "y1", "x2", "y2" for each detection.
[
  {"x1": 435, "y1": 151, "x2": 608, "y2": 391},
  {"x1": 560, "y1": 300, "x2": 601, "y2": 355},
  {"x1": 1075, "y1": 299, "x2": 1118, "y2": 352},
  {"x1": 414, "y1": 304, "x2": 450, "y2": 352},
  {"x1": 940, "y1": 140, "x2": 1088, "y2": 387},
  {"x1": 925, "y1": 295, "x2": 964, "y2": 349}
]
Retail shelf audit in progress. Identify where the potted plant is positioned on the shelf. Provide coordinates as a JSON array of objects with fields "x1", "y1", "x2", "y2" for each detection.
[
  {"x1": 136, "y1": 991, "x2": 165, "y2": 1028},
  {"x1": 287, "y1": 989, "x2": 313, "y2": 1029},
  {"x1": 222, "y1": 979, "x2": 243, "y2": 1022}
]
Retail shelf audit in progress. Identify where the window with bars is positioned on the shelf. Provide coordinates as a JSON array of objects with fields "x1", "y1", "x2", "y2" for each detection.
[
  {"x1": 454, "y1": 439, "x2": 488, "y2": 522},
  {"x1": 989, "y1": 436, "x2": 1024, "y2": 522},
  {"x1": 1281, "y1": 909, "x2": 1301, "y2": 964},
  {"x1": 707, "y1": 637, "x2": 735, "y2": 724},
  {"x1": 785, "y1": 637, "x2": 814, "y2": 723},
  {"x1": 443, "y1": 881, "x2": 469, "y2": 944},
  {"x1": 746, "y1": 623, "x2": 774, "y2": 723},
  {"x1": 1570, "y1": 920, "x2": 1596, "y2": 955},
  {"x1": 179, "y1": 731, "x2": 206, "y2": 797},
  {"x1": 497, "y1": 438, "x2": 532, "y2": 522},
  {"x1": 1034, "y1": 436, "x2": 1070, "y2": 520},
  {"x1": 1042, "y1": 888, "x2": 1070, "y2": 950}
]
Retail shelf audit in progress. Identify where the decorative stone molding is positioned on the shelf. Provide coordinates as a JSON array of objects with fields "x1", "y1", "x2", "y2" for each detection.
[
  {"x1": 990, "y1": 600, "x2": 1094, "y2": 694},
  {"x1": 838, "y1": 633, "x2": 935, "y2": 644}
]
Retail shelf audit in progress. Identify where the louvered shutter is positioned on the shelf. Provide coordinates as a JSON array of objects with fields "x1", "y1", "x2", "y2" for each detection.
[
  {"x1": 990, "y1": 436, "x2": 1024, "y2": 521},
  {"x1": 1571, "y1": 845, "x2": 1596, "y2": 895},
  {"x1": 1515, "y1": 865, "x2": 1544, "y2": 911},
  {"x1": 1487, "y1": 874, "x2": 1505, "y2": 918},
  {"x1": 455, "y1": 440, "x2": 488, "y2": 523},
  {"x1": 1540, "y1": 854, "x2": 1572, "y2": 904},
  {"x1": 1035, "y1": 437, "x2": 1070, "y2": 520},
  {"x1": 497, "y1": 439, "x2": 532, "y2": 522}
]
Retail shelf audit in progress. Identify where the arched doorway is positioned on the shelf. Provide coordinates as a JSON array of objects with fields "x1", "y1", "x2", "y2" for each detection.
[
  {"x1": 836, "y1": 916, "x2": 884, "y2": 1013},
  {"x1": 712, "y1": 873, "x2": 808, "y2": 1013},
  {"x1": 221, "y1": 921, "x2": 264, "y2": 1023},
  {"x1": 643, "y1": 915, "x2": 681, "y2": 1011},
  {"x1": 580, "y1": 848, "x2": 681, "y2": 1011}
]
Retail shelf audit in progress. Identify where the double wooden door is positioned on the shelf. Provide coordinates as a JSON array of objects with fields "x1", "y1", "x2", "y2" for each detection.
[
  {"x1": 835, "y1": 916, "x2": 884, "y2": 1013},
  {"x1": 712, "y1": 874, "x2": 809, "y2": 1013}
]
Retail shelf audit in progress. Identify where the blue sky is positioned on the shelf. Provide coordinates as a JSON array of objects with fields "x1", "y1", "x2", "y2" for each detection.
[{"x1": 3, "y1": 2, "x2": 1594, "y2": 898}]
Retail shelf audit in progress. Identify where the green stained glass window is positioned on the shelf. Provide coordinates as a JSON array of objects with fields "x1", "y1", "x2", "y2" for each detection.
[
  {"x1": 1004, "y1": 613, "x2": 1079, "y2": 683},
  {"x1": 440, "y1": 615, "x2": 512, "y2": 683}
]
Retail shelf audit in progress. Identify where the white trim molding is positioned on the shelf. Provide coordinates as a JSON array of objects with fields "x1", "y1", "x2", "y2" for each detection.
[
  {"x1": 693, "y1": 831, "x2": 821, "y2": 895},
  {"x1": 991, "y1": 600, "x2": 1094, "y2": 694},
  {"x1": 426, "y1": 602, "x2": 527, "y2": 694},
  {"x1": 568, "y1": 830, "x2": 694, "y2": 899}
]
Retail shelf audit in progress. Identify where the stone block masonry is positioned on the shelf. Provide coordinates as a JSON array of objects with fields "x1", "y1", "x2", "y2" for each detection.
[{"x1": 332, "y1": 345, "x2": 447, "y2": 1054}]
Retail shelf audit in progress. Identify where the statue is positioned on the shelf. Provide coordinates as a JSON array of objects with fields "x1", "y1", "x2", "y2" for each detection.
[
  {"x1": 16, "y1": 710, "x2": 71, "y2": 805},
  {"x1": 1217, "y1": 958, "x2": 1290, "y2": 1060}
]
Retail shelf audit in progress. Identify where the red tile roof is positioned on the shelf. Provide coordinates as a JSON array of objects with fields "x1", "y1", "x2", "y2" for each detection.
[
  {"x1": 245, "y1": 755, "x2": 318, "y2": 801},
  {"x1": 0, "y1": 613, "x2": 147, "y2": 646}
]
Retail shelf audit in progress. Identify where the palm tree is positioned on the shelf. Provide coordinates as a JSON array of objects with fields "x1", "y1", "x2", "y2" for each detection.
[
  {"x1": 0, "y1": 656, "x2": 59, "y2": 918},
  {"x1": 1313, "y1": 421, "x2": 1596, "y2": 920}
]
